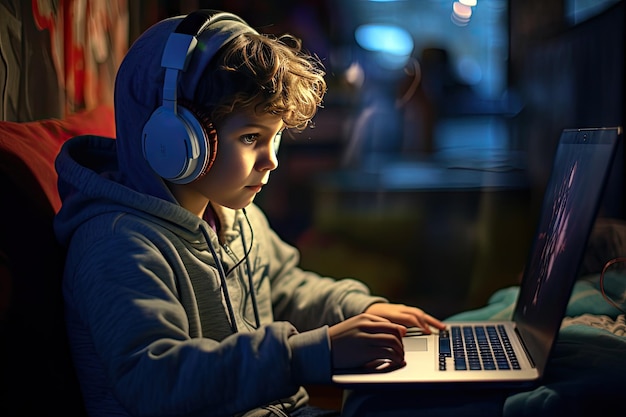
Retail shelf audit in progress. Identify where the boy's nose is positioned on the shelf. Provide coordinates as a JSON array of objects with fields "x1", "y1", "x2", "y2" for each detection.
[{"x1": 259, "y1": 146, "x2": 279, "y2": 172}]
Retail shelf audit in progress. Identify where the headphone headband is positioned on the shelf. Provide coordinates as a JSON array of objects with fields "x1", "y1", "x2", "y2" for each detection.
[{"x1": 178, "y1": 11, "x2": 258, "y2": 101}]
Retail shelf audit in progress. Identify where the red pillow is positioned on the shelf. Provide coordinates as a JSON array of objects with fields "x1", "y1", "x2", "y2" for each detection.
[{"x1": 0, "y1": 105, "x2": 115, "y2": 213}]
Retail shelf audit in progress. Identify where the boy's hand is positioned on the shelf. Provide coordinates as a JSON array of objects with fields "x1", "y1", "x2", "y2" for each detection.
[
  {"x1": 328, "y1": 314, "x2": 407, "y2": 370},
  {"x1": 364, "y1": 303, "x2": 446, "y2": 334}
]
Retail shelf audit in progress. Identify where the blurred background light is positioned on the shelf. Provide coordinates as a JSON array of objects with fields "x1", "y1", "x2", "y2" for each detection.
[
  {"x1": 456, "y1": 55, "x2": 482, "y2": 85},
  {"x1": 354, "y1": 24, "x2": 414, "y2": 56},
  {"x1": 354, "y1": 24, "x2": 414, "y2": 69},
  {"x1": 452, "y1": 0, "x2": 475, "y2": 26},
  {"x1": 453, "y1": 1, "x2": 473, "y2": 19},
  {"x1": 345, "y1": 62, "x2": 365, "y2": 88}
]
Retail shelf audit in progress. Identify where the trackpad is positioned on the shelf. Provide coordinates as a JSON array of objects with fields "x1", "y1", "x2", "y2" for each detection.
[{"x1": 404, "y1": 337, "x2": 428, "y2": 352}]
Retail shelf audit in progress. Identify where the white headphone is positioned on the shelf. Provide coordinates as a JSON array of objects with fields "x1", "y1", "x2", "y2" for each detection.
[{"x1": 141, "y1": 10, "x2": 256, "y2": 184}]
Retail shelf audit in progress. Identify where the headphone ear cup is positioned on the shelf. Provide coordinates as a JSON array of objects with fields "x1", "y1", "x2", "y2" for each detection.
[
  {"x1": 142, "y1": 104, "x2": 216, "y2": 184},
  {"x1": 179, "y1": 101, "x2": 218, "y2": 180}
]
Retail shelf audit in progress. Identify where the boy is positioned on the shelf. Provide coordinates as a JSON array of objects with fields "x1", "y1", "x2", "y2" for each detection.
[{"x1": 54, "y1": 10, "x2": 445, "y2": 417}]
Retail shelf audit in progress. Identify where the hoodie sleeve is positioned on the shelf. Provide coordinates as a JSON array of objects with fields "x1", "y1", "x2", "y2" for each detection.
[
  {"x1": 244, "y1": 204, "x2": 388, "y2": 331},
  {"x1": 63, "y1": 214, "x2": 327, "y2": 417}
]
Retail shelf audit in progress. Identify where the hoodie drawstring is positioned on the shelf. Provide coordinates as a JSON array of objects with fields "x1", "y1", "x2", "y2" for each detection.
[{"x1": 200, "y1": 208, "x2": 260, "y2": 333}]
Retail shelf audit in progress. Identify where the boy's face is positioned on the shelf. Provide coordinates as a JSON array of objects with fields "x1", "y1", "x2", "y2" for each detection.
[{"x1": 181, "y1": 106, "x2": 284, "y2": 212}]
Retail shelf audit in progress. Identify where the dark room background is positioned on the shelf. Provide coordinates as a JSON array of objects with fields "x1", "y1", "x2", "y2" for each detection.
[{"x1": 2, "y1": 0, "x2": 624, "y2": 318}]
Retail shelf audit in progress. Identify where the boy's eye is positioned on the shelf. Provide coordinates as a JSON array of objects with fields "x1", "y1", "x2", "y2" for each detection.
[{"x1": 240, "y1": 134, "x2": 258, "y2": 145}]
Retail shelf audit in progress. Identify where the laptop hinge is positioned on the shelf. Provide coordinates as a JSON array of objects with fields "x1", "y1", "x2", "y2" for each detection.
[{"x1": 514, "y1": 326, "x2": 536, "y2": 368}]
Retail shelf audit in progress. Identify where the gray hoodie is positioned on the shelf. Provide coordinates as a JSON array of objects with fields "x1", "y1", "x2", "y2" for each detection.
[{"x1": 54, "y1": 15, "x2": 384, "y2": 417}]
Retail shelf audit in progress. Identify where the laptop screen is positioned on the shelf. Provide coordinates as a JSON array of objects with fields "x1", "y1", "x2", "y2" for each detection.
[{"x1": 513, "y1": 127, "x2": 621, "y2": 373}]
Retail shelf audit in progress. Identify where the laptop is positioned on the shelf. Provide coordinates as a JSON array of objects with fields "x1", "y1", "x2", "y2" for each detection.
[{"x1": 333, "y1": 126, "x2": 622, "y2": 389}]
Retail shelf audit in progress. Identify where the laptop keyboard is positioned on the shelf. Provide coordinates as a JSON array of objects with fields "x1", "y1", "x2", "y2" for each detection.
[{"x1": 438, "y1": 325, "x2": 521, "y2": 371}]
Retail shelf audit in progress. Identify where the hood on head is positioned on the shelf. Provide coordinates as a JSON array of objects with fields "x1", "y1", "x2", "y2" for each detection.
[
  {"x1": 114, "y1": 12, "x2": 257, "y2": 202},
  {"x1": 114, "y1": 16, "x2": 182, "y2": 202}
]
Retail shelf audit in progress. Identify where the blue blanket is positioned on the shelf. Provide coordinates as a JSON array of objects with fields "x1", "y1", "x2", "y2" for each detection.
[{"x1": 448, "y1": 272, "x2": 626, "y2": 417}]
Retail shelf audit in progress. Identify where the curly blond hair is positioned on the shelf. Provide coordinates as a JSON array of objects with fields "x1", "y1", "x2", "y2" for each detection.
[{"x1": 191, "y1": 33, "x2": 327, "y2": 131}]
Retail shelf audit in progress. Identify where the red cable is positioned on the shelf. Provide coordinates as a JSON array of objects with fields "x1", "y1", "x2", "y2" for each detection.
[{"x1": 599, "y1": 257, "x2": 626, "y2": 314}]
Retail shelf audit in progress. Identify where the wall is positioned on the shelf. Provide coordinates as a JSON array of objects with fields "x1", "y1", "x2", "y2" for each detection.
[{"x1": 0, "y1": 0, "x2": 128, "y2": 122}]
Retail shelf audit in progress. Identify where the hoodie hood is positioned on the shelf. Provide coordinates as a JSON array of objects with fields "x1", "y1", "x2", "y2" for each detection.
[
  {"x1": 114, "y1": 17, "x2": 179, "y2": 201},
  {"x1": 53, "y1": 135, "x2": 205, "y2": 248}
]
